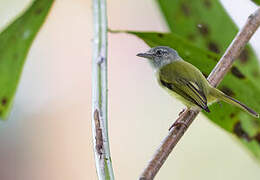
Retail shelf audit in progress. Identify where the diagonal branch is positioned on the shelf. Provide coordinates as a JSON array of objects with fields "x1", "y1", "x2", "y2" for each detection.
[
  {"x1": 92, "y1": 0, "x2": 115, "y2": 179},
  {"x1": 139, "y1": 7, "x2": 260, "y2": 180}
]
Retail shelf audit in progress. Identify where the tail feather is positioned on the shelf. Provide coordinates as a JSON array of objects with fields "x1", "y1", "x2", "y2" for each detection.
[
  {"x1": 223, "y1": 95, "x2": 259, "y2": 118},
  {"x1": 211, "y1": 88, "x2": 259, "y2": 118}
]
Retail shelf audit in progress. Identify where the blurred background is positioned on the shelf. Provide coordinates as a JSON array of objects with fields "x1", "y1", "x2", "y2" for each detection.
[{"x1": 0, "y1": 0, "x2": 259, "y2": 179}]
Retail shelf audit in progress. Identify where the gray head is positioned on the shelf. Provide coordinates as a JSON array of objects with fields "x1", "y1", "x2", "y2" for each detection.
[{"x1": 136, "y1": 46, "x2": 182, "y2": 70}]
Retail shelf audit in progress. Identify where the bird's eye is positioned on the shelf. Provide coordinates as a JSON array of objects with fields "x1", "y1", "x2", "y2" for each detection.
[{"x1": 156, "y1": 49, "x2": 163, "y2": 56}]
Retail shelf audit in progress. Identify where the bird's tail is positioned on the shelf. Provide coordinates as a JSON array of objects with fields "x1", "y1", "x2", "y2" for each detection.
[{"x1": 210, "y1": 87, "x2": 259, "y2": 118}]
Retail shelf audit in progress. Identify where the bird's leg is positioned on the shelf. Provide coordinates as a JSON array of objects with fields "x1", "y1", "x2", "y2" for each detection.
[
  {"x1": 169, "y1": 108, "x2": 188, "y2": 131},
  {"x1": 178, "y1": 108, "x2": 185, "y2": 116}
]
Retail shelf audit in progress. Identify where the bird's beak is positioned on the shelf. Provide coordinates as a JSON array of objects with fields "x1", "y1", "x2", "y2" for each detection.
[{"x1": 136, "y1": 52, "x2": 153, "y2": 59}]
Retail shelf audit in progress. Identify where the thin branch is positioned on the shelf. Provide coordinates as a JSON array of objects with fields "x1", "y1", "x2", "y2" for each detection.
[
  {"x1": 139, "y1": 8, "x2": 260, "y2": 180},
  {"x1": 92, "y1": 0, "x2": 115, "y2": 179}
]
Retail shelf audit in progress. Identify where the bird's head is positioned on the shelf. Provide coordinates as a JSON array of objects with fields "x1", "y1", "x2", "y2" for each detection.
[{"x1": 136, "y1": 46, "x2": 181, "y2": 69}]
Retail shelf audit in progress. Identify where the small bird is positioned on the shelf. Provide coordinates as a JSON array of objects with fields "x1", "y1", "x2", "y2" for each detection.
[{"x1": 137, "y1": 46, "x2": 259, "y2": 118}]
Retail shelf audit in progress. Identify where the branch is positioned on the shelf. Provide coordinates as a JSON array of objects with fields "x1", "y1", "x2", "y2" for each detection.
[
  {"x1": 92, "y1": 0, "x2": 115, "y2": 179},
  {"x1": 139, "y1": 8, "x2": 260, "y2": 180}
]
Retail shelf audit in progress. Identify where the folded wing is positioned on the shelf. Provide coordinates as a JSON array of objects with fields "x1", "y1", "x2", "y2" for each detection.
[{"x1": 159, "y1": 61, "x2": 210, "y2": 112}]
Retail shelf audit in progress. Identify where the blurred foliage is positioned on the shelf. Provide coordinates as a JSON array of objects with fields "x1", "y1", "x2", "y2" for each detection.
[
  {"x1": 126, "y1": 0, "x2": 260, "y2": 160},
  {"x1": 252, "y1": 0, "x2": 260, "y2": 5},
  {"x1": 0, "y1": 0, "x2": 54, "y2": 119}
]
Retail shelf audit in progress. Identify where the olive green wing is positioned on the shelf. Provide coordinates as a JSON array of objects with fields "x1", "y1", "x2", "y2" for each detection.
[{"x1": 159, "y1": 61, "x2": 210, "y2": 112}]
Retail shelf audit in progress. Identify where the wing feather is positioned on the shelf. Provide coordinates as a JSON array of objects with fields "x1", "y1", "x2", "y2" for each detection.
[{"x1": 159, "y1": 61, "x2": 210, "y2": 112}]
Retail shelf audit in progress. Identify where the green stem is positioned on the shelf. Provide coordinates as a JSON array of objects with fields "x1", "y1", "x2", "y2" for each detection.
[{"x1": 92, "y1": 0, "x2": 114, "y2": 179}]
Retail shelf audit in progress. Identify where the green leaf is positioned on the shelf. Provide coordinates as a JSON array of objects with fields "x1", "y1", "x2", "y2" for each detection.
[
  {"x1": 128, "y1": 30, "x2": 260, "y2": 159},
  {"x1": 0, "y1": 0, "x2": 54, "y2": 120},
  {"x1": 251, "y1": 0, "x2": 260, "y2": 5}
]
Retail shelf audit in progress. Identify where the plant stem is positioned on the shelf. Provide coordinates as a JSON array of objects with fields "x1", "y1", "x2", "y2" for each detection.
[
  {"x1": 92, "y1": 0, "x2": 114, "y2": 179},
  {"x1": 139, "y1": 7, "x2": 260, "y2": 180}
]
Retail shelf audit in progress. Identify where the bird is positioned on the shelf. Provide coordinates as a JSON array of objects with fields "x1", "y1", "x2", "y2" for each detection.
[{"x1": 136, "y1": 46, "x2": 259, "y2": 119}]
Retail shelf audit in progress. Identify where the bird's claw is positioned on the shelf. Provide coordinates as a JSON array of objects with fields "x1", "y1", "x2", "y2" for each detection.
[
  {"x1": 169, "y1": 120, "x2": 188, "y2": 131},
  {"x1": 178, "y1": 108, "x2": 186, "y2": 116}
]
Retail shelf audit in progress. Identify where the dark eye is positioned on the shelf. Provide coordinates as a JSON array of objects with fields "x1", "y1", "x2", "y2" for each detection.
[{"x1": 156, "y1": 49, "x2": 163, "y2": 56}]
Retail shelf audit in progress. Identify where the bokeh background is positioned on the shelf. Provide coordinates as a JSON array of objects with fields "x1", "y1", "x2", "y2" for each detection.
[{"x1": 0, "y1": 0, "x2": 259, "y2": 179}]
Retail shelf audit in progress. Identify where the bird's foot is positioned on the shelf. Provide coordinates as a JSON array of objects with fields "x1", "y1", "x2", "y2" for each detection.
[
  {"x1": 169, "y1": 120, "x2": 188, "y2": 131},
  {"x1": 178, "y1": 108, "x2": 186, "y2": 116}
]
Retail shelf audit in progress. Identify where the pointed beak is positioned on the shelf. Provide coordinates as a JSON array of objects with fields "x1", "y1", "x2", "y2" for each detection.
[{"x1": 136, "y1": 52, "x2": 153, "y2": 58}]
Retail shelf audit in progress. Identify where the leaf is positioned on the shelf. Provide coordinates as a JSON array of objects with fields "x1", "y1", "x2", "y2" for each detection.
[
  {"x1": 0, "y1": 0, "x2": 54, "y2": 120},
  {"x1": 251, "y1": 0, "x2": 260, "y2": 5},
  {"x1": 128, "y1": 30, "x2": 260, "y2": 159}
]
